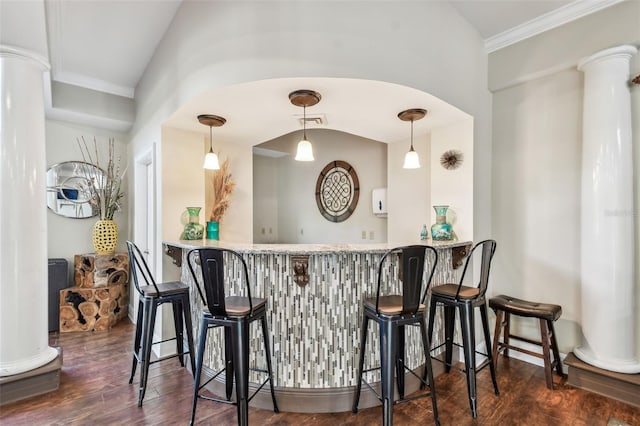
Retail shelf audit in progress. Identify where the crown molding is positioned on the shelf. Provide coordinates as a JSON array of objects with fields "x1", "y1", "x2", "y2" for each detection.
[{"x1": 485, "y1": 0, "x2": 625, "y2": 53}]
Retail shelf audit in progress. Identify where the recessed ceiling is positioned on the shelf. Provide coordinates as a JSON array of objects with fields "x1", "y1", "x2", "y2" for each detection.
[{"x1": 45, "y1": 0, "x2": 182, "y2": 97}]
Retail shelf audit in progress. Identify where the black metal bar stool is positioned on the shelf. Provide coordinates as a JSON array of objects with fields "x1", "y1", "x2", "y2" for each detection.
[
  {"x1": 489, "y1": 294, "x2": 563, "y2": 389},
  {"x1": 187, "y1": 247, "x2": 278, "y2": 426},
  {"x1": 126, "y1": 240, "x2": 196, "y2": 407},
  {"x1": 353, "y1": 245, "x2": 440, "y2": 426},
  {"x1": 426, "y1": 239, "x2": 499, "y2": 418}
]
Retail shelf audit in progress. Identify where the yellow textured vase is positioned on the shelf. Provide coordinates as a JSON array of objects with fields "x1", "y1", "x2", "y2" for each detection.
[{"x1": 93, "y1": 220, "x2": 118, "y2": 255}]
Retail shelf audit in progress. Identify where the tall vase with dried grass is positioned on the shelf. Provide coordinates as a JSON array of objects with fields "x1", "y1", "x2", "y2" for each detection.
[
  {"x1": 207, "y1": 159, "x2": 235, "y2": 240},
  {"x1": 78, "y1": 137, "x2": 126, "y2": 255}
]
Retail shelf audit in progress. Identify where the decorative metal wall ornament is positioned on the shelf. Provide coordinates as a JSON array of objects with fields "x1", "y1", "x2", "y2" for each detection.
[
  {"x1": 440, "y1": 149, "x2": 464, "y2": 170},
  {"x1": 315, "y1": 160, "x2": 359, "y2": 222}
]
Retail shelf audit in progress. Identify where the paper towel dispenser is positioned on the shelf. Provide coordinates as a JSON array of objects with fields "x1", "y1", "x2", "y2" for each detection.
[{"x1": 372, "y1": 188, "x2": 387, "y2": 216}]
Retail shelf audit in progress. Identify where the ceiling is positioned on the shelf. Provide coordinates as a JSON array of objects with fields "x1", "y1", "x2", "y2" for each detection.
[{"x1": 42, "y1": 0, "x2": 610, "y2": 142}]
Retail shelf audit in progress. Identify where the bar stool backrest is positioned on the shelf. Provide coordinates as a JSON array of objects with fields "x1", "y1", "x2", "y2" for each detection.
[
  {"x1": 187, "y1": 248, "x2": 254, "y2": 316},
  {"x1": 127, "y1": 240, "x2": 160, "y2": 296},
  {"x1": 375, "y1": 245, "x2": 438, "y2": 315},
  {"x1": 455, "y1": 239, "x2": 497, "y2": 300}
]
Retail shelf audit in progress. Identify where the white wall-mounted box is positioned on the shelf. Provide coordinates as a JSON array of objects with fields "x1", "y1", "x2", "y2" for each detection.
[{"x1": 372, "y1": 188, "x2": 387, "y2": 216}]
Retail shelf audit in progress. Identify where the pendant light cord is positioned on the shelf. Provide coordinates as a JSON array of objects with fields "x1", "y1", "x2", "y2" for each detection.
[
  {"x1": 410, "y1": 119, "x2": 415, "y2": 150},
  {"x1": 303, "y1": 105, "x2": 307, "y2": 140},
  {"x1": 209, "y1": 125, "x2": 213, "y2": 153}
]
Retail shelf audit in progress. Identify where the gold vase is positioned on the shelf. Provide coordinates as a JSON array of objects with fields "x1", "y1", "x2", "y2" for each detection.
[{"x1": 93, "y1": 220, "x2": 118, "y2": 255}]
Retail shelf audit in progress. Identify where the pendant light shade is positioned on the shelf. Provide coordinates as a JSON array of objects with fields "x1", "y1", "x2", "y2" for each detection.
[
  {"x1": 403, "y1": 147, "x2": 420, "y2": 169},
  {"x1": 198, "y1": 114, "x2": 226, "y2": 170},
  {"x1": 203, "y1": 151, "x2": 220, "y2": 170},
  {"x1": 398, "y1": 108, "x2": 427, "y2": 169},
  {"x1": 295, "y1": 138, "x2": 314, "y2": 162},
  {"x1": 289, "y1": 90, "x2": 321, "y2": 162}
]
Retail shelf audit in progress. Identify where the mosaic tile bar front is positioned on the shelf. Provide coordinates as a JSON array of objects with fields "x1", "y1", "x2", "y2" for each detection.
[{"x1": 176, "y1": 242, "x2": 465, "y2": 389}]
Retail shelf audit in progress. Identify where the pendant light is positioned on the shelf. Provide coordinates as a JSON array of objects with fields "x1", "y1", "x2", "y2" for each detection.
[
  {"x1": 398, "y1": 108, "x2": 427, "y2": 169},
  {"x1": 289, "y1": 89, "x2": 321, "y2": 162},
  {"x1": 198, "y1": 114, "x2": 226, "y2": 170}
]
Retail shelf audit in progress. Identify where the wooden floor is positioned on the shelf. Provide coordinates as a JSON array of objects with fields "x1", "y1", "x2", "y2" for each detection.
[{"x1": 1, "y1": 320, "x2": 639, "y2": 426}]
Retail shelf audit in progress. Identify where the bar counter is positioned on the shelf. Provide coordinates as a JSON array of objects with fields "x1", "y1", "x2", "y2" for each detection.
[{"x1": 163, "y1": 240, "x2": 471, "y2": 413}]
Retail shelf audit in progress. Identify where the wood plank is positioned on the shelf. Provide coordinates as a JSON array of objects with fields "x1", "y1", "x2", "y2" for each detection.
[{"x1": 1, "y1": 322, "x2": 639, "y2": 425}]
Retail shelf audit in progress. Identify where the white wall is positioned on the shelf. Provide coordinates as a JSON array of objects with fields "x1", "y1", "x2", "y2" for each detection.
[
  {"x1": 492, "y1": 69, "x2": 584, "y2": 353},
  {"x1": 431, "y1": 118, "x2": 474, "y2": 242},
  {"x1": 387, "y1": 133, "x2": 431, "y2": 244},
  {"x1": 488, "y1": 0, "x2": 640, "y2": 356},
  {"x1": 256, "y1": 129, "x2": 388, "y2": 244},
  {"x1": 161, "y1": 126, "x2": 205, "y2": 242},
  {"x1": 45, "y1": 119, "x2": 128, "y2": 282}
]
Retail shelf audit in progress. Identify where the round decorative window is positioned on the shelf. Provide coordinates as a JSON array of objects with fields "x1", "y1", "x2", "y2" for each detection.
[{"x1": 315, "y1": 160, "x2": 360, "y2": 222}]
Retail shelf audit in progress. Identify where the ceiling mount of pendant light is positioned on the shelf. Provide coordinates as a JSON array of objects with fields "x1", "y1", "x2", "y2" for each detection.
[
  {"x1": 398, "y1": 108, "x2": 427, "y2": 169},
  {"x1": 198, "y1": 114, "x2": 226, "y2": 170},
  {"x1": 289, "y1": 89, "x2": 321, "y2": 162}
]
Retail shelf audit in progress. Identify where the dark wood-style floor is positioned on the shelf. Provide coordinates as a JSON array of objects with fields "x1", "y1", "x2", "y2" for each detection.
[{"x1": 1, "y1": 320, "x2": 638, "y2": 425}]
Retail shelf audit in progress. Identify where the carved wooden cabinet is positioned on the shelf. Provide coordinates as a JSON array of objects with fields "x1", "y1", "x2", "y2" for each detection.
[{"x1": 59, "y1": 253, "x2": 129, "y2": 332}]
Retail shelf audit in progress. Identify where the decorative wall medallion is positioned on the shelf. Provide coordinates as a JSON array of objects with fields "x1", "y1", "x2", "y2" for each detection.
[
  {"x1": 440, "y1": 149, "x2": 464, "y2": 170},
  {"x1": 291, "y1": 255, "x2": 310, "y2": 287},
  {"x1": 315, "y1": 160, "x2": 359, "y2": 222}
]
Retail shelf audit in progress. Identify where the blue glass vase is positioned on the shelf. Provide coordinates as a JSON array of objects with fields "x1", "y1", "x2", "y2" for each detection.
[
  {"x1": 183, "y1": 207, "x2": 204, "y2": 240},
  {"x1": 431, "y1": 205, "x2": 453, "y2": 241}
]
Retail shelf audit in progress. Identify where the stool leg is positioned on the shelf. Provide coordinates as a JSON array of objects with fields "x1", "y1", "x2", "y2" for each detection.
[
  {"x1": 459, "y1": 303, "x2": 477, "y2": 418},
  {"x1": 396, "y1": 325, "x2": 405, "y2": 400},
  {"x1": 172, "y1": 300, "x2": 185, "y2": 367},
  {"x1": 539, "y1": 319, "x2": 554, "y2": 390},
  {"x1": 492, "y1": 309, "x2": 504, "y2": 371},
  {"x1": 419, "y1": 320, "x2": 440, "y2": 426},
  {"x1": 190, "y1": 317, "x2": 209, "y2": 426},
  {"x1": 480, "y1": 304, "x2": 499, "y2": 395},
  {"x1": 129, "y1": 298, "x2": 145, "y2": 384},
  {"x1": 548, "y1": 320, "x2": 563, "y2": 377},
  {"x1": 181, "y1": 295, "x2": 197, "y2": 377},
  {"x1": 379, "y1": 319, "x2": 396, "y2": 426},
  {"x1": 352, "y1": 312, "x2": 369, "y2": 413},
  {"x1": 138, "y1": 298, "x2": 158, "y2": 407},
  {"x1": 232, "y1": 318, "x2": 250, "y2": 426},
  {"x1": 224, "y1": 327, "x2": 234, "y2": 401},
  {"x1": 261, "y1": 314, "x2": 279, "y2": 413},
  {"x1": 444, "y1": 305, "x2": 456, "y2": 373},
  {"x1": 503, "y1": 313, "x2": 511, "y2": 359}
]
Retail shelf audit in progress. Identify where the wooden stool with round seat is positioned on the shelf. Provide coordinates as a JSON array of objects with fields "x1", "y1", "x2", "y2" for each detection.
[{"x1": 489, "y1": 294, "x2": 563, "y2": 390}]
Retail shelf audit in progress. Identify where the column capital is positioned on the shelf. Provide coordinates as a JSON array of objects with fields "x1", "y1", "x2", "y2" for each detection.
[
  {"x1": 0, "y1": 44, "x2": 50, "y2": 71},
  {"x1": 577, "y1": 44, "x2": 637, "y2": 71}
]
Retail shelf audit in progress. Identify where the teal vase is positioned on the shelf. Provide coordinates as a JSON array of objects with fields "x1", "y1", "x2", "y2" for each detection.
[
  {"x1": 206, "y1": 221, "x2": 219, "y2": 240},
  {"x1": 431, "y1": 205, "x2": 453, "y2": 241},
  {"x1": 183, "y1": 207, "x2": 204, "y2": 240}
]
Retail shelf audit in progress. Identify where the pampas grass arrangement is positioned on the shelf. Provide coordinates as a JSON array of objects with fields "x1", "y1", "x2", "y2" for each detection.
[{"x1": 209, "y1": 159, "x2": 235, "y2": 222}]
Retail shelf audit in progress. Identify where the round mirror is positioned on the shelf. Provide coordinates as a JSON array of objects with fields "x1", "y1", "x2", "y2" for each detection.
[{"x1": 46, "y1": 161, "x2": 104, "y2": 219}]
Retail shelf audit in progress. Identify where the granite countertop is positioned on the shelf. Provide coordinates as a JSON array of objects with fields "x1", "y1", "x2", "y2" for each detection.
[{"x1": 163, "y1": 239, "x2": 471, "y2": 254}]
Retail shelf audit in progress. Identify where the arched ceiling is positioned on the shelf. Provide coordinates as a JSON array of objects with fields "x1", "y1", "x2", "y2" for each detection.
[{"x1": 163, "y1": 77, "x2": 471, "y2": 146}]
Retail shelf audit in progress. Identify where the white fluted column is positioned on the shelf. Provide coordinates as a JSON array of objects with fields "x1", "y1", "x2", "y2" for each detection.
[
  {"x1": 0, "y1": 45, "x2": 59, "y2": 376},
  {"x1": 576, "y1": 45, "x2": 640, "y2": 374}
]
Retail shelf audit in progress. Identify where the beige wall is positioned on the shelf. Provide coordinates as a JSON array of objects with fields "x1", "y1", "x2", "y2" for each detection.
[
  {"x1": 45, "y1": 119, "x2": 128, "y2": 282},
  {"x1": 431, "y1": 118, "x2": 474, "y2": 243},
  {"x1": 255, "y1": 129, "x2": 388, "y2": 244},
  {"x1": 489, "y1": 3, "x2": 640, "y2": 356},
  {"x1": 492, "y1": 69, "x2": 584, "y2": 353}
]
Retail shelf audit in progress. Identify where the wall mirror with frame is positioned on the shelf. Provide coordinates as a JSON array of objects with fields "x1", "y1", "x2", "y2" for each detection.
[{"x1": 46, "y1": 161, "x2": 104, "y2": 219}]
